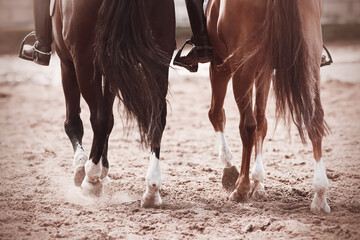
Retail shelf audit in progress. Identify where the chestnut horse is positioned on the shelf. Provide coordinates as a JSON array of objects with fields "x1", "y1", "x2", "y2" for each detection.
[
  {"x1": 52, "y1": 0, "x2": 175, "y2": 207},
  {"x1": 205, "y1": 0, "x2": 331, "y2": 213}
]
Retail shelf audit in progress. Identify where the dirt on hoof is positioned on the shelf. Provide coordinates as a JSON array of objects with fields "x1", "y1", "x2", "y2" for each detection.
[
  {"x1": 81, "y1": 180, "x2": 103, "y2": 197},
  {"x1": 74, "y1": 165, "x2": 85, "y2": 187},
  {"x1": 222, "y1": 166, "x2": 239, "y2": 191}
]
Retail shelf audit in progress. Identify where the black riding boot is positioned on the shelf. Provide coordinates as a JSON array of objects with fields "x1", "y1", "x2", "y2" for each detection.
[
  {"x1": 174, "y1": 0, "x2": 212, "y2": 72},
  {"x1": 19, "y1": 0, "x2": 52, "y2": 66}
]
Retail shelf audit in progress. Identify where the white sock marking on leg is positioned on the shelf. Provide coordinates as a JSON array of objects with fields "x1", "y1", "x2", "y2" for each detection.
[
  {"x1": 311, "y1": 158, "x2": 331, "y2": 213},
  {"x1": 84, "y1": 160, "x2": 102, "y2": 183},
  {"x1": 73, "y1": 146, "x2": 88, "y2": 168},
  {"x1": 142, "y1": 153, "x2": 162, "y2": 207},
  {"x1": 251, "y1": 141, "x2": 265, "y2": 182},
  {"x1": 313, "y1": 158, "x2": 328, "y2": 195},
  {"x1": 146, "y1": 153, "x2": 162, "y2": 189},
  {"x1": 216, "y1": 131, "x2": 233, "y2": 168}
]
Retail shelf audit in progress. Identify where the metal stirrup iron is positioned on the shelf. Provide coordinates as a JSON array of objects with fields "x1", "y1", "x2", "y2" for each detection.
[
  {"x1": 321, "y1": 44, "x2": 333, "y2": 67},
  {"x1": 19, "y1": 31, "x2": 36, "y2": 60}
]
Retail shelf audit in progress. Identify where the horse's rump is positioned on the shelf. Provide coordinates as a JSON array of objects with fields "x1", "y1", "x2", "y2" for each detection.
[{"x1": 217, "y1": 0, "x2": 328, "y2": 142}]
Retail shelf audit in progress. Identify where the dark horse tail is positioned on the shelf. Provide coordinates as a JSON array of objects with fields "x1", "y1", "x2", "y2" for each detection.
[
  {"x1": 94, "y1": 0, "x2": 169, "y2": 148},
  {"x1": 235, "y1": 0, "x2": 328, "y2": 143}
]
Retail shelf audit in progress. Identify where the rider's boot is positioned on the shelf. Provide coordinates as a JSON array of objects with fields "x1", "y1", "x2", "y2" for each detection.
[
  {"x1": 174, "y1": 0, "x2": 212, "y2": 72},
  {"x1": 19, "y1": 0, "x2": 52, "y2": 66}
]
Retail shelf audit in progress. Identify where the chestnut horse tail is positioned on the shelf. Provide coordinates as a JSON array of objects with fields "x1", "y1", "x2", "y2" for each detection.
[
  {"x1": 94, "y1": 0, "x2": 169, "y2": 148},
  {"x1": 235, "y1": 0, "x2": 327, "y2": 143}
]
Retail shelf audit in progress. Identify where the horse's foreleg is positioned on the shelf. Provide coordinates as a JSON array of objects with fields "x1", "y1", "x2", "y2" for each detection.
[
  {"x1": 60, "y1": 58, "x2": 87, "y2": 187},
  {"x1": 215, "y1": 132, "x2": 233, "y2": 168}
]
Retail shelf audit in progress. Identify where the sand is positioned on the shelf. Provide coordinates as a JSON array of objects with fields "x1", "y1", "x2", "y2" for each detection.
[{"x1": 0, "y1": 41, "x2": 359, "y2": 239}]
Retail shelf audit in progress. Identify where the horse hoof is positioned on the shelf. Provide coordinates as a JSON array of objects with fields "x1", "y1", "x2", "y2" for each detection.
[
  {"x1": 141, "y1": 190, "x2": 162, "y2": 208},
  {"x1": 229, "y1": 189, "x2": 248, "y2": 202},
  {"x1": 310, "y1": 194, "x2": 331, "y2": 214},
  {"x1": 250, "y1": 182, "x2": 266, "y2": 200},
  {"x1": 74, "y1": 165, "x2": 86, "y2": 187},
  {"x1": 222, "y1": 166, "x2": 239, "y2": 191},
  {"x1": 81, "y1": 178, "x2": 103, "y2": 197},
  {"x1": 73, "y1": 151, "x2": 88, "y2": 187}
]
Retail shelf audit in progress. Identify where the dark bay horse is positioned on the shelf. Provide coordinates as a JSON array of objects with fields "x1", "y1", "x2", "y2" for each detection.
[
  {"x1": 205, "y1": 0, "x2": 331, "y2": 213},
  {"x1": 52, "y1": 0, "x2": 175, "y2": 207}
]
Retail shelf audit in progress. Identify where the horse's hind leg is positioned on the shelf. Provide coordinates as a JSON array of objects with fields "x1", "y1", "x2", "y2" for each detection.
[
  {"x1": 250, "y1": 78, "x2": 271, "y2": 198},
  {"x1": 310, "y1": 138, "x2": 330, "y2": 214},
  {"x1": 74, "y1": 61, "x2": 110, "y2": 197},
  {"x1": 141, "y1": 98, "x2": 167, "y2": 208},
  {"x1": 208, "y1": 61, "x2": 238, "y2": 191},
  {"x1": 142, "y1": 151, "x2": 163, "y2": 208},
  {"x1": 309, "y1": 70, "x2": 331, "y2": 214},
  {"x1": 229, "y1": 69, "x2": 256, "y2": 202},
  {"x1": 141, "y1": 66, "x2": 168, "y2": 208},
  {"x1": 60, "y1": 58, "x2": 88, "y2": 187},
  {"x1": 99, "y1": 80, "x2": 115, "y2": 181}
]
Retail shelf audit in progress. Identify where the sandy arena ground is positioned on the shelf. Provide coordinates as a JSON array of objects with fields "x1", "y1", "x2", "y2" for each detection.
[{"x1": 0, "y1": 41, "x2": 359, "y2": 239}]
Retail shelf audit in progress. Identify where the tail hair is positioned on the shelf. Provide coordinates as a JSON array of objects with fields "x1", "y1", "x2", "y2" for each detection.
[{"x1": 94, "y1": 0, "x2": 169, "y2": 148}]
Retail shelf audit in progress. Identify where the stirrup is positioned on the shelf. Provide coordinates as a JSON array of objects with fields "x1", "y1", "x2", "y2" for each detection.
[
  {"x1": 173, "y1": 39, "x2": 212, "y2": 72},
  {"x1": 19, "y1": 31, "x2": 52, "y2": 66},
  {"x1": 173, "y1": 39, "x2": 199, "y2": 72},
  {"x1": 19, "y1": 31, "x2": 36, "y2": 61},
  {"x1": 321, "y1": 45, "x2": 333, "y2": 67}
]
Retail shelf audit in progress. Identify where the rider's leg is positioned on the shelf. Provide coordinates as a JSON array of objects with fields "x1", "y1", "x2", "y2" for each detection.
[
  {"x1": 186, "y1": 0, "x2": 211, "y2": 51},
  {"x1": 173, "y1": 0, "x2": 212, "y2": 71},
  {"x1": 19, "y1": 0, "x2": 52, "y2": 66}
]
